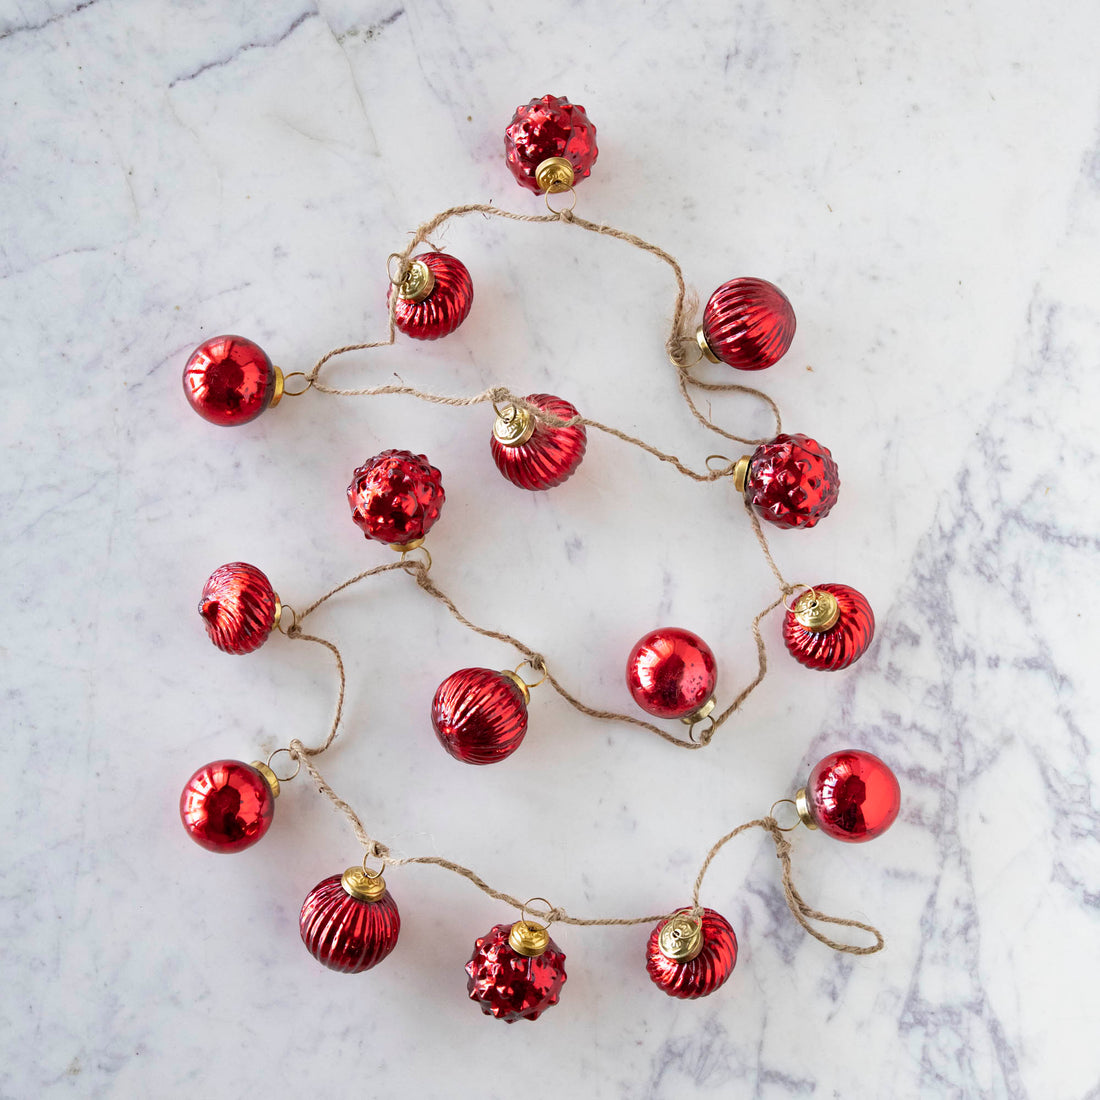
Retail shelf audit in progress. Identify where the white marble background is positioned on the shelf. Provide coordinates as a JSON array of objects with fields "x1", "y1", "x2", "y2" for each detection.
[{"x1": 3, "y1": 0, "x2": 1099, "y2": 1096}]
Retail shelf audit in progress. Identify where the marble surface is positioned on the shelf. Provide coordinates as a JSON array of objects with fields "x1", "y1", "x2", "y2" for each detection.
[{"x1": 3, "y1": 0, "x2": 1099, "y2": 1096}]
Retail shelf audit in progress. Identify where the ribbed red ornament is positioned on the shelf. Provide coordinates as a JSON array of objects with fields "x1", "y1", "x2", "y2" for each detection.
[
  {"x1": 626, "y1": 628, "x2": 717, "y2": 720},
  {"x1": 465, "y1": 924, "x2": 567, "y2": 1022},
  {"x1": 745, "y1": 433, "x2": 840, "y2": 530},
  {"x1": 490, "y1": 394, "x2": 587, "y2": 491},
  {"x1": 389, "y1": 252, "x2": 473, "y2": 340},
  {"x1": 805, "y1": 750, "x2": 901, "y2": 842},
  {"x1": 299, "y1": 872, "x2": 401, "y2": 973},
  {"x1": 645, "y1": 909, "x2": 738, "y2": 1000},
  {"x1": 431, "y1": 668, "x2": 529, "y2": 765},
  {"x1": 504, "y1": 95, "x2": 598, "y2": 193},
  {"x1": 180, "y1": 759, "x2": 276, "y2": 853},
  {"x1": 347, "y1": 450, "x2": 445, "y2": 548},
  {"x1": 182, "y1": 335, "x2": 279, "y2": 425},
  {"x1": 199, "y1": 562, "x2": 279, "y2": 655},
  {"x1": 783, "y1": 584, "x2": 875, "y2": 671},
  {"x1": 699, "y1": 278, "x2": 795, "y2": 371}
]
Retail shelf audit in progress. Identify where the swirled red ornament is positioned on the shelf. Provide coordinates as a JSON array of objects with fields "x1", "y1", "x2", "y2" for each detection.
[
  {"x1": 697, "y1": 278, "x2": 796, "y2": 371},
  {"x1": 179, "y1": 759, "x2": 277, "y2": 853},
  {"x1": 504, "y1": 95, "x2": 598, "y2": 193},
  {"x1": 347, "y1": 449, "x2": 445, "y2": 548},
  {"x1": 802, "y1": 750, "x2": 901, "y2": 842},
  {"x1": 299, "y1": 869, "x2": 401, "y2": 973},
  {"x1": 389, "y1": 251, "x2": 473, "y2": 341},
  {"x1": 199, "y1": 562, "x2": 279, "y2": 655},
  {"x1": 490, "y1": 393, "x2": 587, "y2": 491},
  {"x1": 431, "y1": 668, "x2": 529, "y2": 765},
  {"x1": 783, "y1": 584, "x2": 875, "y2": 671},
  {"x1": 645, "y1": 908, "x2": 738, "y2": 999},
  {"x1": 182, "y1": 335, "x2": 281, "y2": 425},
  {"x1": 465, "y1": 922, "x2": 567, "y2": 1022},
  {"x1": 744, "y1": 433, "x2": 840, "y2": 530},
  {"x1": 626, "y1": 628, "x2": 717, "y2": 721}
]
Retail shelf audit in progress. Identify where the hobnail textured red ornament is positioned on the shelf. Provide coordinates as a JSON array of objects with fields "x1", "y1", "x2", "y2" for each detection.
[
  {"x1": 504, "y1": 95, "x2": 598, "y2": 194},
  {"x1": 389, "y1": 251, "x2": 473, "y2": 341},
  {"x1": 626, "y1": 627, "x2": 717, "y2": 721},
  {"x1": 199, "y1": 562, "x2": 279, "y2": 655},
  {"x1": 697, "y1": 278, "x2": 796, "y2": 371},
  {"x1": 182, "y1": 335, "x2": 282, "y2": 426},
  {"x1": 645, "y1": 908, "x2": 738, "y2": 1000},
  {"x1": 347, "y1": 449, "x2": 445, "y2": 549},
  {"x1": 741, "y1": 433, "x2": 840, "y2": 530},
  {"x1": 299, "y1": 868, "x2": 401, "y2": 973},
  {"x1": 180, "y1": 759, "x2": 278, "y2": 853},
  {"x1": 465, "y1": 921, "x2": 567, "y2": 1022},
  {"x1": 799, "y1": 750, "x2": 901, "y2": 842},
  {"x1": 783, "y1": 584, "x2": 875, "y2": 671},
  {"x1": 490, "y1": 394, "x2": 587, "y2": 491},
  {"x1": 431, "y1": 668, "x2": 529, "y2": 765}
]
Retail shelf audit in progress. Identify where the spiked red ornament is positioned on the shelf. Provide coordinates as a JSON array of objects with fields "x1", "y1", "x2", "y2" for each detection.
[
  {"x1": 182, "y1": 335, "x2": 283, "y2": 426},
  {"x1": 490, "y1": 393, "x2": 587, "y2": 491},
  {"x1": 389, "y1": 251, "x2": 473, "y2": 341},
  {"x1": 504, "y1": 94, "x2": 598, "y2": 194},
  {"x1": 626, "y1": 627, "x2": 717, "y2": 722},
  {"x1": 347, "y1": 449, "x2": 445, "y2": 549},
  {"x1": 645, "y1": 908, "x2": 738, "y2": 999},
  {"x1": 697, "y1": 278, "x2": 796, "y2": 371},
  {"x1": 739, "y1": 433, "x2": 840, "y2": 530},
  {"x1": 798, "y1": 750, "x2": 901, "y2": 842},
  {"x1": 783, "y1": 584, "x2": 875, "y2": 671},
  {"x1": 299, "y1": 867, "x2": 401, "y2": 973},
  {"x1": 199, "y1": 562, "x2": 279, "y2": 655},
  {"x1": 465, "y1": 920, "x2": 567, "y2": 1023},
  {"x1": 179, "y1": 759, "x2": 279, "y2": 853},
  {"x1": 431, "y1": 668, "x2": 529, "y2": 765}
]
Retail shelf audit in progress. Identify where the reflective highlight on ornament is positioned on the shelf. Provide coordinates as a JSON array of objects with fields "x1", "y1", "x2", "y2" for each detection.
[
  {"x1": 504, "y1": 94, "x2": 598, "y2": 194},
  {"x1": 490, "y1": 393, "x2": 587, "y2": 491},
  {"x1": 199, "y1": 562, "x2": 279, "y2": 655},
  {"x1": 299, "y1": 870, "x2": 401, "y2": 973},
  {"x1": 431, "y1": 667, "x2": 529, "y2": 765},
  {"x1": 744, "y1": 433, "x2": 840, "y2": 530},
  {"x1": 626, "y1": 628, "x2": 717, "y2": 721},
  {"x1": 646, "y1": 907, "x2": 738, "y2": 999},
  {"x1": 783, "y1": 584, "x2": 875, "y2": 671},
  {"x1": 182, "y1": 335, "x2": 280, "y2": 426},
  {"x1": 803, "y1": 750, "x2": 900, "y2": 842},
  {"x1": 389, "y1": 251, "x2": 473, "y2": 341},
  {"x1": 698, "y1": 278, "x2": 796, "y2": 371},
  {"x1": 465, "y1": 922, "x2": 567, "y2": 1022},
  {"x1": 180, "y1": 759, "x2": 277, "y2": 853},
  {"x1": 347, "y1": 449, "x2": 445, "y2": 548}
]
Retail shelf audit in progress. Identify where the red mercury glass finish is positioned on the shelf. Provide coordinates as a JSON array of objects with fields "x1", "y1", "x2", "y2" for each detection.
[
  {"x1": 700, "y1": 278, "x2": 796, "y2": 371},
  {"x1": 490, "y1": 393, "x2": 587, "y2": 491},
  {"x1": 783, "y1": 583, "x2": 875, "y2": 671},
  {"x1": 347, "y1": 449, "x2": 445, "y2": 547},
  {"x1": 389, "y1": 252, "x2": 473, "y2": 341},
  {"x1": 299, "y1": 875, "x2": 401, "y2": 973},
  {"x1": 431, "y1": 668, "x2": 529, "y2": 765},
  {"x1": 645, "y1": 909, "x2": 738, "y2": 1000},
  {"x1": 199, "y1": 562, "x2": 278, "y2": 655},
  {"x1": 745, "y1": 433, "x2": 840, "y2": 530},
  {"x1": 465, "y1": 924, "x2": 567, "y2": 1022},
  {"x1": 806, "y1": 750, "x2": 901, "y2": 842},
  {"x1": 182, "y1": 335, "x2": 277, "y2": 425},
  {"x1": 626, "y1": 628, "x2": 717, "y2": 720},
  {"x1": 179, "y1": 760, "x2": 275, "y2": 853},
  {"x1": 504, "y1": 95, "x2": 598, "y2": 193}
]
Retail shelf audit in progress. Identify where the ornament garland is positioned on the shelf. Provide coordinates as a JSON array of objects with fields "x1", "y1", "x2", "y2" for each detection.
[{"x1": 178, "y1": 94, "x2": 900, "y2": 1020}]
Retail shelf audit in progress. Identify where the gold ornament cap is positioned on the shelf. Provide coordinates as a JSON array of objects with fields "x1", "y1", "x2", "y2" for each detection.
[
  {"x1": 535, "y1": 157, "x2": 575, "y2": 194},
  {"x1": 658, "y1": 912, "x2": 705, "y2": 962},
  {"x1": 680, "y1": 695, "x2": 716, "y2": 726},
  {"x1": 695, "y1": 326, "x2": 720, "y2": 363},
  {"x1": 388, "y1": 536, "x2": 426, "y2": 553},
  {"x1": 250, "y1": 760, "x2": 280, "y2": 799},
  {"x1": 341, "y1": 866, "x2": 388, "y2": 902},
  {"x1": 269, "y1": 366, "x2": 285, "y2": 408},
  {"x1": 499, "y1": 669, "x2": 531, "y2": 706},
  {"x1": 492, "y1": 404, "x2": 536, "y2": 447},
  {"x1": 508, "y1": 919, "x2": 550, "y2": 957},
  {"x1": 397, "y1": 259, "x2": 435, "y2": 303},
  {"x1": 792, "y1": 589, "x2": 840, "y2": 633},
  {"x1": 794, "y1": 788, "x2": 819, "y2": 830},
  {"x1": 732, "y1": 455, "x2": 751, "y2": 494}
]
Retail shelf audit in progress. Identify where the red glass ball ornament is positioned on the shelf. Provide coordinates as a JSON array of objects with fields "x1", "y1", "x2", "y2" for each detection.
[
  {"x1": 803, "y1": 750, "x2": 901, "y2": 842},
  {"x1": 783, "y1": 584, "x2": 875, "y2": 671},
  {"x1": 698, "y1": 278, "x2": 796, "y2": 371},
  {"x1": 299, "y1": 868, "x2": 401, "y2": 973},
  {"x1": 744, "y1": 433, "x2": 840, "y2": 530},
  {"x1": 645, "y1": 908, "x2": 738, "y2": 1000},
  {"x1": 347, "y1": 449, "x2": 445, "y2": 548},
  {"x1": 490, "y1": 394, "x2": 587, "y2": 491},
  {"x1": 180, "y1": 759, "x2": 276, "y2": 853},
  {"x1": 182, "y1": 335, "x2": 280, "y2": 426},
  {"x1": 431, "y1": 668, "x2": 529, "y2": 765},
  {"x1": 199, "y1": 562, "x2": 279, "y2": 655},
  {"x1": 626, "y1": 628, "x2": 717, "y2": 721},
  {"x1": 504, "y1": 95, "x2": 598, "y2": 194},
  {"x1": 465, "y1": 922, "x2": 567, "y2": 1022},
  {"x1": 389, "y1": 251, "x2": 473, "y2": 341}
]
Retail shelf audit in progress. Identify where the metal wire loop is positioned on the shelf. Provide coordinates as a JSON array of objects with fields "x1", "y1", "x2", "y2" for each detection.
[
  {"x1": 782, "y1": 584, "x2": 816, "y2": 613},
  {"x1": 521, "y1": 897, "x2": 556, "y2": 925},
  {"x1": 275, "y1": 604, "x2": 299, "y2": 636},
  {"x1": 769, "y1": 798, "x2": 801, "y2": 832},
  {"x1": 386, "y1": 252, "x2": 410, "y2": 286},
  {"x1": 544, "y1": 186, "x2": 577, "y2": 216},
  {"x1": 513, "y1": 659, "x2": 549, "y2": 690},
  {"x1": 400, "y1": 546, "x2": 433, "y2": 573},
  {"x1": 281, "y1": 372, "x2": 312, "y2": 397},
  {"x1": 267, "y1": 747, "x2": 302, "y2": 782}
]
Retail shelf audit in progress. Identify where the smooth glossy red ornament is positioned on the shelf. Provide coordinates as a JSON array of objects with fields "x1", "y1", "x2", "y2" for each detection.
[
  {"x1": 490, "y1": 394, "x2": 587, "y2": 491},
  {"x1": 431, "y1": 668, "x2": 529, "y2": 765},
  {"x1": 299, "y1": 868, "x2": 401, "y2": 973},
  {"x1": 697, "y1": 278, "x2": 796, "y2": 371},
  {"x1": 389, "y1": 251, "x2": 473, "y2": 341},
  {"x1": 626, "y1": 628, "x2": 717, "y2": 721},
  {"x1": 743, "y1": 433, "x2": 840, "y2": 530},
  {"x1": 180, "y1": 759, "x2": 277, "y2": 853},
  {"x1": 783, "y1": 584, "x2": 875, "y2": 671},
  {"x1": 801, "y1": 750, "x2": 901, "y2": 842},
  {"x1": 347, "y1": 449, "x2": 445, "y2": 548},
  {"x1": 645, "y1": 908, "x2": 738, "y2": 1000},
  {"x1": 182, "y1": 335, "x2": 281, "y2": 426},
  {"x1": 504, "y1": 95, "x2": 598, "y2": 194},
  {"x1": 465, "y1": 922, "x2": 567, "y2": 1022},
  {"x1": 199, "y1": 562, "x2": 279, "y2": 655}
]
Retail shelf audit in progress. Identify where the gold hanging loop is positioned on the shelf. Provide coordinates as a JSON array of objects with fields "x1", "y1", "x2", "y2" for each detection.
[{"x1": 266, "y1": 747, "x2": 302, "y2": 782}]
